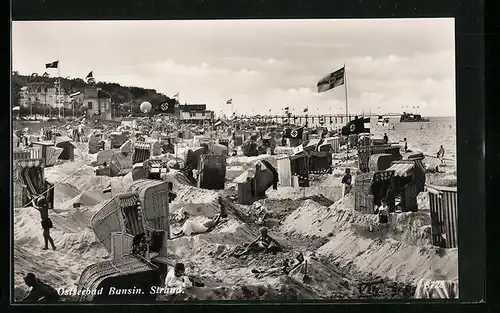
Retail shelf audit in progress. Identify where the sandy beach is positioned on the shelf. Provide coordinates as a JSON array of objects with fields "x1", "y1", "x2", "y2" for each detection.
[{"x1": 13, "y1": 118, "x2": 457, "y2": 301}]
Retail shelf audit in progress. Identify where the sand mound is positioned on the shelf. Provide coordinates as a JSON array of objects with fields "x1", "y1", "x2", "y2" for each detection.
[
  {"x1": 45, "y1": 161, "x2": 117, "y2": 194},
  {"x1": 226, "y1": 155, "x2": 278, "y2": 169},
  {"x1": 170, "y1": 185, "x2": 253, "y2": 225},
  {"x1": 61, "y1": 191, "x2": 110, "y2": 210},
  {"x1": 162, "y1": 220, "x2": 406, "y2": 300},
  {"x1": 14, "y1": 207, "x2": 105, "y2": 254},
  {"x1": 267, "y1": 186, "x2": 342, "y2": 203},
  {"x1": 13, "y1": 204, "x2": 109, "y2": 300},
  {"x1": 426, "y1": 173, "x2": 457, "y2": 187},
  {"x1": 279, "y1": 195, "x2": 458, "y2": 284},
  {"x1": 170, "y1": 185, "x2": 221, "y2": 215},
  {"x1": 54, "y1": 183, "x2": 81, "y2": 204}
]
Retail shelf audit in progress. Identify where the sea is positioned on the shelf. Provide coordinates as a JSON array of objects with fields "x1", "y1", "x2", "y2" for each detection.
[
  {"x1": 370, "y1": 116, "x2": 456, "y2": 163},
  {"x1": 309, "y1": 116, "x2": 456, "y2": 163}
]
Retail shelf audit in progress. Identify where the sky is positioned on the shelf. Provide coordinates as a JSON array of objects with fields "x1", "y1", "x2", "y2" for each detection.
[{"x1": 12, "y1": 19, "x2": 455, "y2": 117}]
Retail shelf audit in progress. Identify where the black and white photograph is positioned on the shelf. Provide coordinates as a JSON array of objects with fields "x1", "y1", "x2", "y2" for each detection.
[{"x1": 11, "y1": 18, "x2": 459, "y2": 302}]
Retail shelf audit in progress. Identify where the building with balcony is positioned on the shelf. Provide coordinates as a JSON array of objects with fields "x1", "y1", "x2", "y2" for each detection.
[
  {"x1": 82, "y1": 87, "x2": 112, "y2": 121},
  {"x1": 19, "y1": 82, "x2": 71, "y2": 110},
  {"x1": 179, "y1": 104, "x2": 214, "y2": 124}
]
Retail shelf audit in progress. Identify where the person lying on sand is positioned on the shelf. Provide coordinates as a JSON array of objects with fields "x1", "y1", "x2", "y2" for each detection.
[
  {"x1": 171, "y1": 198, "x2": 228, "y2": 238},
  {"x1": 233, "y1": 227, "x2": 282, "y2": 257},
  {"x1": 252, "y1": 252, "x2": 305, "y2": 278}
]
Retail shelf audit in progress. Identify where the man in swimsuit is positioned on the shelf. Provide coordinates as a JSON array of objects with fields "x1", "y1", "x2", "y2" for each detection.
[
  {"x1": 234, "y1": 227, "x2": 282, "y2": 257},
  {"x1": 32, "y1": 195, "x2": 56, "y2": 250}
]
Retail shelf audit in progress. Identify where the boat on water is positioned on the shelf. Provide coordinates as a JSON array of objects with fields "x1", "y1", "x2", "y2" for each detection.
[
  {"x1": 400, "y1": 112, "x2": 429, "y2": 122},
  {"x1": 377, "y1": 115, "x2": 390, "y2": 126}
]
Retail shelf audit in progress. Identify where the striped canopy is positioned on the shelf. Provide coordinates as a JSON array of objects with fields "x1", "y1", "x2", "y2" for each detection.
[{"x1": 16, "y1": 158, "x2": 44, "y2": 168}]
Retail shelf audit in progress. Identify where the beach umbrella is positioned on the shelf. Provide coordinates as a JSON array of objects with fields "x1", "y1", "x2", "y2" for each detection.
[{"x1": 13, "y1": 106, "x2": 20, "y2": 111}]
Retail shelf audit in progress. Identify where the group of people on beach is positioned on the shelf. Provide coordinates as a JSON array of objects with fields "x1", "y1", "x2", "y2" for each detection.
[{"x1": 71, "y1": 124, "x2": 85, "y2": 142}]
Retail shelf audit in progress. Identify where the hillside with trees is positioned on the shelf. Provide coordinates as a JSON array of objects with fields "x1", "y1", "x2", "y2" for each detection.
[{"x1": 11, "y1": 72, "x2": 176, "y2": 115}]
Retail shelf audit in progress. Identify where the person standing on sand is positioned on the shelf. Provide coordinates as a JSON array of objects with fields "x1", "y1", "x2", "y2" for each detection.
[
  {"x1": 383, "y1": 133, "x2": 389, "y2": 144},
  {"x1": 403, "y1": 138, "x2": 408, "y2": 152},
  {"x1": 377, "y1": 199, "x2": 391, "y2": 224},
  {"x1": 437, "y1": 145, "x2": 445, "y2": 165},
  {"x1": 341, "y1": 168, "x2": 352, "y2": 197},
  {"x1": 31, "y1": 195, "x2": 56, "y2": 251}
]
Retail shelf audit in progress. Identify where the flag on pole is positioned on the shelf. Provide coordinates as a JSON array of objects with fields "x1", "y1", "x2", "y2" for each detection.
[
  {"x1": 283, "y1": 126, "x2": 304, "y2": 139},
  {"x1": 157, "y1": 98, "x2": 176, "y2": 114},
  {"x1": 268, "y1": 109, "x2": 271, "y2": 112},
  {"x1": 226, "y1": 99, "x2": 232, "y2": 105},
  {"x1": 317, "y1": 66, "x2": 345, "y2": 93},
  {"x1": 173, "y1": 93, "x2": 179, "y2": 98},
  {"x1": 86, "y1": 71, "x2": 95, "y2": 84},
  {"x1": 70, "y1": 91, "x2": 81, "y2": 99},
  {"x1": 45, "y1": 61, "x2": 59, "y2": 68},
  {"x1": 303, "y1": 107, "x2": 308, "y2": 113},
  {"x1": 341, "y1": 116, "x2": 370, "y2": 136}
]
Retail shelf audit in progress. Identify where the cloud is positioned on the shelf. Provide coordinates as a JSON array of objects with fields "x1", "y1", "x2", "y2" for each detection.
[
  {"x1": 283, "y1": 42, "x2": 350, "y2": 48},
  {"x1": 12, "y1": 19, "x2": 455, "y2": 117}
]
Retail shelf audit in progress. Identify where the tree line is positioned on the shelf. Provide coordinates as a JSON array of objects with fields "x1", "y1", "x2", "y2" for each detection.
[{"x1": 11, "y1": 72, "x2": 175, "y2": 114}]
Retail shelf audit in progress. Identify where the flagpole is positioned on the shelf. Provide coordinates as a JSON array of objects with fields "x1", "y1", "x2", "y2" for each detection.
[
  {"x1": 344, "y1": 62, "x2": 349, "y2": 159},
  {"x1": 368, "y1": 108, "x2": 371, "y2": 169},
  {"x1": 57, "y1": 63, "x2": 61, "y2": 118}
]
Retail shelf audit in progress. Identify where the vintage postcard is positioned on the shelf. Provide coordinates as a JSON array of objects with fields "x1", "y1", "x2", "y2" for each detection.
[{"x1": 11, "y1": 19, "x2": 458, "y2": 303}]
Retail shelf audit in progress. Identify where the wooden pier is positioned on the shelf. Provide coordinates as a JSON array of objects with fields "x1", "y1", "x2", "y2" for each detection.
[{"x1": 229, "y1": 113, "x2": 401, "y2": 125}]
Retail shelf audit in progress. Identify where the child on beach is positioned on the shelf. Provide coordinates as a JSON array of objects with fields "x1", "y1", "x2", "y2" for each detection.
[
  {"x1": 377, "y1": 199, "x2": 391, "y2": 224},
  {"x1": 341, "y1": 168, "x2": 352, "y2": 197}
]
